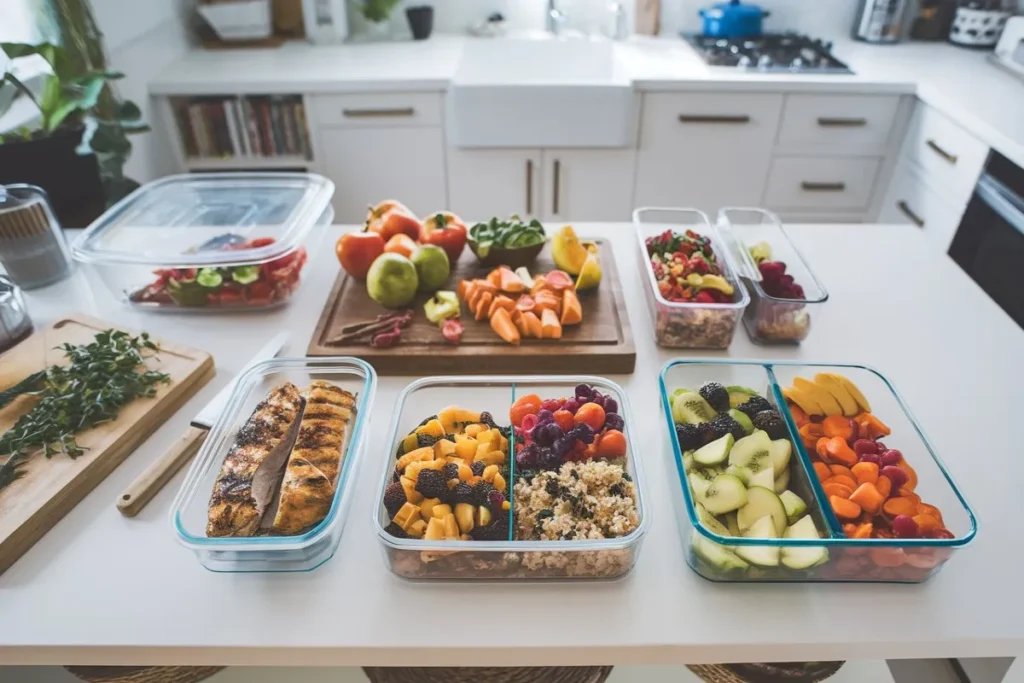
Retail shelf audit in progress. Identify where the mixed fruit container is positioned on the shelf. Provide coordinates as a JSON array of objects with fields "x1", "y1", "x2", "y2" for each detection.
[
  {"x1": 374, "y1": 376, "x2": 649, "y2": 580},
  {"x1": 660, "y1": 360, "x2": 975, "y2": 583}
]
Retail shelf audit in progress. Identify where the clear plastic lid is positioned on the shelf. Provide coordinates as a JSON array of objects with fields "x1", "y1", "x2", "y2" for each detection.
[{"x1": 72, "y1": 173, "x2": 335, "y2": 267}]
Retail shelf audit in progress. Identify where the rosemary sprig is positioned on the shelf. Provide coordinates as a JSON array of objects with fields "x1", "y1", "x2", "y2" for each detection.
[
  {"x1": 0, "y1": 370, "x2": 45, "y2": 410},
  {"x1": 0, "y1": 330, "x2": 170, "y2": 492}
]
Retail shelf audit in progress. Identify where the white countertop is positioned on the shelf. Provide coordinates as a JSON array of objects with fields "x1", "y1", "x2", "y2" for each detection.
[
  {"x1": 1, "y1": 223, "x2": 1023, "y2": 666},
  {"x1": 150, "y1": 34, "x2": 1024, "y2": 168}
]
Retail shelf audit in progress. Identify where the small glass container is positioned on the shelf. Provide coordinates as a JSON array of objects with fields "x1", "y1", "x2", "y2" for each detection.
[
  {"x1": 633, "y1": 207, "x2": 749, "y2": 349},
  {"x1": 717, "y1": 208, "x2": 828, "y2": 345},
  {"x1": 0, "y1": 275, "x2": 32, "y2": 352},
  {"x1": 72, "y1": 173, "x2": 334, "y2": 312},
  {"x1": 171, "y1": 356, "x2": 376, "y2": 572},
  {"x1": 0, "y1": 184, "x2": 74, "y2": 289}
]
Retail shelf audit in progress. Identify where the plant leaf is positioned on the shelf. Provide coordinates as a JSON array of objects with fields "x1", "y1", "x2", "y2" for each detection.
[
  {"x1": 2, "y1": 72, "x2": 41, "y2": 111},
  {"x1": 115, "y1": 100, "x2": 142, "y2": 120}
]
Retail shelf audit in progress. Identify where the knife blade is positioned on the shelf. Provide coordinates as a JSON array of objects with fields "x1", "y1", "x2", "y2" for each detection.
[{"x1": 116, "y1": 331, "x2": 290, "y2": 517}]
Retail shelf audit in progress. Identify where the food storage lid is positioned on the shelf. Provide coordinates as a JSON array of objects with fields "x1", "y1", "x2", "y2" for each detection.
[{"x1": 72, "y1": 173, "x2": 335, "y2": 267}]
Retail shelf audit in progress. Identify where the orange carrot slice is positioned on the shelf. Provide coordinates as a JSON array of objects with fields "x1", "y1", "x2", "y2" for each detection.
[
  {"x1": 876, "y1": 475, "x2": 892, "y2": 499},
  {"x1": 829, "y1": 464, "x2": 855, "y2": 480},
  {"x1": 851, "y1": 462, "x2": 879, "y2": 486},
  {"x1": 825, "y1": 437, "x2": 857, "y2": 466},
  {"x1": 882, "y1": 496, "x2": 918, "y2": 518},
  {"x1": 487, "y1": 295, "x2": 516, "y2": 319},
  {"x1": 829, "y1": 474, "x2": 858, "y2": 491},
  {"x1": 474, "y1": 292, "x2": 493, "y2": 322},
  {"x1": 822, "y1": 415, "x2": 854, "y2": 441},
  {"x1": 489, "y1": 307, "x2": 520, "y2": 345},
  {"x1": 848, "y1": 482, "x2": 884, "y2": 515},
  {"x1": 824, "y1": 483, "x2": 854, "y2": 499},
  {"x1": 912, "y1": 514, "x2": 942, "y2": 534},
  {"x1": 560, "y1": 288, "x2": 583, "y2": 326},
  {"x1": 523, "y1": 311, "x2": 543, "y2": 339},
  {"x1": 812, "y1": 462, "x2": 831, "y2": 481},
  {"x1": 830, "y1": 495, "x2": 862, "y2": 520}
]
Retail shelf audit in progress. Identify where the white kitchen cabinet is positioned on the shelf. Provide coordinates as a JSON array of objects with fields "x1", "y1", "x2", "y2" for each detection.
[
  {"x1": 447, "y1": 148, "x2": 542, "y2": 222},
  {"x1": 318, "y1": 126, "x2": 447, "y2": 223},
  {"x1": 634, "y1": 93, "x2": 784, "y2": 216},
  {"x1": 776, "y1": 94, "x2": 901, "y2": 154},
  {"x1": 878, "y1": 160, "x2": 963, "y2": 253},
  {"x1": 901, "y1": 102, "x2": 987, "y2": 200},
  {"x1": 764, "y1": 157, "x2": 882, "y2": 211},
  {"x1": 541, "y1": 149, "x2": 636, "y2": 222}
]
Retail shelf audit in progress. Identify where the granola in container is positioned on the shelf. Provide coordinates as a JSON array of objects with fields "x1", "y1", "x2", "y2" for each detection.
[{"x1": 633, "y1": 208, "x2": 749, "y2": 349}]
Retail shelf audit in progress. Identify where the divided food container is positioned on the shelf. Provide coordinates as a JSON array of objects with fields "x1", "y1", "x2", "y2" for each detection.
[
  {"x1": 717, "y1": 208, "x2": 828, "y2": 345},
  {"x1": 375, "y1": 376, "x2": 650, "y2": 580},
  {"x1": 171, "y1": 357, "x2": 376, "y2": 572},
  {"x1": 72, "y1": 173, "x2": 334, "y2": 311},
  {"x1": 660, "y1": 360, "x2": 975, "y2": 583},
  {"x1": 633, "y1": 207, "x2": 749, "y2": 349}
]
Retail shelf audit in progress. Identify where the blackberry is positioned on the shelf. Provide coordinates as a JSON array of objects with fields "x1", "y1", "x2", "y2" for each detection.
[
  {"x1": 470, "y1": 513, "x2": 509, "y2": 541},
  {"x1": 736, "y1": 395, "x2": 773, "y2": 418},
  {"x1": 471, "y1": 481, "x2": 497, "y2": 507},
  {"x1": 479, "y1": 411, "x2": 498, "y2": 428},
  {"x1": 471, "y1": 461, "x2": 485, "y2": 477},
  {"x1": 417, "y1": 433, "x2": 440, "y2": 449},
  {"x1": 675, "y1": 422, "x2": 705, "y2": 451},
  {"x1": 442, "y1": 462, "x2": 460, "y2": 481},
  {"x1": 709, "y1": 414, "x2": 746, "y2": 442},
  {"x1": 451, "y1": 481, "x2": 474, "y2": 505},
  {"x1": 384, "y1": 522, "x2": 408, "y2": 538},
  {"x1": 414, "y1": 469, "x2": 447, "y2": 499},
  {"x1": 383, "y1": 482, "x2": 408, "y2": 518},
  {"x1": 699, "y1": 382, "x2": 731, "y2": 413},
  {"x1": 752, "y1": 409, "x2": 788, "y2": 440}
]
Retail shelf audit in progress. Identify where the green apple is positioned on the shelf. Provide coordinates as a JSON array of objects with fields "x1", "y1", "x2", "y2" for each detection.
[
  {"x1": 367, "y1": 253, "x2": 419, "y2": 308},
  {"x1": 411, "y1": 244, "x2": 450, "y2": 293}
]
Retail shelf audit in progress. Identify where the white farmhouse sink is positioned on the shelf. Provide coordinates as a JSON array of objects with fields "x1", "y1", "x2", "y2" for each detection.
[{"x1": 447, "y1": 37, "x2": 637, "y2": 148}]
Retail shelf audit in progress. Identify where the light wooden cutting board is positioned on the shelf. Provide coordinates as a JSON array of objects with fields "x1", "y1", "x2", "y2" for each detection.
[{"x1": 0, "y1": 314, "x2": 214, "y2": 575}]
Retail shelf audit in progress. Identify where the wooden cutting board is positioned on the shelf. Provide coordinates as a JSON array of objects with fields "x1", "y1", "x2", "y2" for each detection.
[
  {"x1": 0, "y1": 314, "x2": 214, "y2": 575},
  {"x1": 307, "y1": 241, "x2": 636, "y2": 375}
]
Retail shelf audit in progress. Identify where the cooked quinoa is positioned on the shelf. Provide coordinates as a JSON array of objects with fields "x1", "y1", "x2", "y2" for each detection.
[{"x1": 514, "y1": 460, "x2": 639, "y2": 541}]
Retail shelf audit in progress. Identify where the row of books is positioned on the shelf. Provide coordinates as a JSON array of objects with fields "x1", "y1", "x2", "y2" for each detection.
[{"x1": 173, "y1": 95, "x2": 311, "y2": 160}]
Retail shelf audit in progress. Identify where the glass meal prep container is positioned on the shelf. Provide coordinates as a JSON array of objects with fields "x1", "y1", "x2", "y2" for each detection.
[
  {"x1": 717, "y1": 208, "x2": 828, "y2": 345},
  {"x1": 72, "y1": 173, "x2": 334, "y2": 312},
  {"x1": 375, "y1": 376, "x2": 650, "y2": 580},
  {"x1": 171, "y1": 356, "x2": 376, "y2": 572},
  {"x1": 633, "y1": 207, "x2": 750, "y2": 349},
  {"x1": 660, "y1": 360, "x2": 976, "y2": 583}
]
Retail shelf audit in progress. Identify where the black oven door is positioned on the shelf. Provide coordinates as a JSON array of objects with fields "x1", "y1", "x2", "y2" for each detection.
[{"x1": 949, "y1": 158, "x2": 1024, "y2": 330}]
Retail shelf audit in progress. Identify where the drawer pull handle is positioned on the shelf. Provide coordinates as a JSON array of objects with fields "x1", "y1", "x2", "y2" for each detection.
[
  {"x1": 897, "y1": 200, "x2": 925, "y2": 228},
  {"x1": 678, "y1": 114, "x2": 751, "y2": 124},
  {"x1": 926, "y1": 139, "x2": 958, "y2": 165},
  {"x1": 801, "y1": 181, "x2": 846, "y2": 192},
  {"x1": 817, "y1": 117, "x2": 867, "y2": 127},
  {"x1": 526, "y1": 160, "x2": 533, "y2": 215},
  {"x1": 342, "y1": 107, "x2": 415, "y2": 118},
  {"x1": 552, "y1": 159, "x2": 561, "y2": 216}
]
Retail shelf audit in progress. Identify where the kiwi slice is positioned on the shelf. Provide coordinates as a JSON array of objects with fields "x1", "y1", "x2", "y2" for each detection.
[
  {"x1": 672, "y1": 391, "x2": 717, "y2": 424},
  {"x1": 726, "y1": 385, "x2": 759, "y2": 409},
  {"x1": 728, "y1": 430, "x2": 773, "y2": 474},
  {"x1": 729, "y1": 408, "x2": 755, "y2": 434},
  {"x1": 701, "y1": 474, "x2": 748, "y2": 515}
]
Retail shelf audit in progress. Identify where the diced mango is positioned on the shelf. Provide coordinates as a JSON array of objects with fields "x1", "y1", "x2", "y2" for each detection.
[
  {"x1": 454, "y1": 434, "x2": 478, "y2": 460},
  {"x1": 424, "y1": 517, "x2": 446, "y2": 540},
  {"x1": 434, "y1": 438, "x2": 456, "y2": 459},
  {"x1": 482, "y1": 464, "x2": 499, "y2": 483},
  {"x1": 455, "y1": 503, "x2": 475, "y2": 533},
  {"x1": 396, "y1": 446, "x2": 433, "y2": 472},
  {"x1": 432, "y1": 504, "x2": 453, "y2": 519},
  {"x1": 406, "y1": 519, "x2": 427, "y2": 538},
  {"x1": 393, "y1": 502, "x2": 421, "y2": 530}
]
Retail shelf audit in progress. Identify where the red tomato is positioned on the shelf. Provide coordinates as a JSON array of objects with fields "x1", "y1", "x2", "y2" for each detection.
[
  {"x1": 383, "y1": 233, "x2": 417, "y2": 259},
  {"x1": 373, "y1": 209, "x2": 422, "y2": 242},
  {"x1": 419, "y1": 211, "x2": 467, "y2": 263},
  {"x1": 335, "y1": 231, "x2": 385, "y2": 279}
]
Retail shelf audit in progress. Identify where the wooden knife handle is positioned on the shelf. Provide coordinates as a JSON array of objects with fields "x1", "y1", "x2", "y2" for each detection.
[{"x1": 116, "y1": 426, "x2": 208, "y2": 517}]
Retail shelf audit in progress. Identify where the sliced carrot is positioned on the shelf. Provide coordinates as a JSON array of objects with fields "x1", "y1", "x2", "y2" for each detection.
[
  {"x1": 853, "y1": 522, "x2": 873, "y2": 539},
  {"x1": 457, "y1": 279, "x2": 473, "y2": 301},
  {"x1": 516, "y1": 295, "x2": 536, "y2": 313},
  {"x1": 899, "y1": 458, "x2": 918, "y2": 491},
  {"x1": 512, "y1": 310, "x2": 530, "y2": 337},
  {"x1": 540, "y1": 308, "x2": 562, "y2": 340},
  {"x1": 560, "y1": 288, "x2": 583, "y2": 326},
  {"x1": 829, "y1": 474, "x2": 858, "y2": 492},
  {"x1": 842, "y1": 523, "x2": 857, "y2": 537},
  {"x1": 854, "y1": 412, "x2": 891, "y2": 439},
  {"x1": 825, "y1": 437, "x2": 857, "y2": 466},
  {"x1": 869, "y1": 547, "x2": 905, "y2": 567},
  {"x1": 848, "y1": 482, "x2": 885, "y2": 515},
  {"x1": 830, "y1": 495, "x2": 862, "y2": 520},
  {"x1": 913, "y1": 514, "x2": 942, "y2": 534},
  {"x1": 498, "y1": 266, "x2": 526, "y2": 294},
  {"x1": 489, "y1": 307, "x2": 520, "y2": 345},
  {"x1": 815, "y1": 437, "x2": 831, "y2": 459},
  {"x1": 474, "y1": 291, "x2": 493, "y2": 322},
  {"x1": 788, "y1": 403, "x2": 810, "y2": 428},
  {"x1": 898, "y1": 491, "x2": 921, "y2": 508},
  {"x1": 486, "y1": 268, "x2": 503, "y2": 289},
  {"x1": 522, "y1": 311, "x2": 543, "y2": 339},
  {"x1": 822, "y1": 415, "x2": 854, "y2": 441},
  {"x1": 876, "y1": 475, "x2": 892, "y2": 499},
  {"x1": 812, "y1": 461, "x2": 831, "y2": 481},
  {"x1": 487, "y1": 295, "x2": 516, "y2": 319},
  {"x1": 829, "y1": 464, "x2": 855, "y2": 480},
  {"x1": 882, "y1": 496, "x2": 918, "y2": 518},
  {"x1": 466, "y1": 285, "x2": 483, "y2": 311},
  {"x1": 824, "y1": 483, "x2": 854, "y2": 499},
  {"x1": 917, "y1": 503, "x2": 943, "y2": 523},
  {"x1": 851, "y1": 462, "x2": 879, "y2": 486}
]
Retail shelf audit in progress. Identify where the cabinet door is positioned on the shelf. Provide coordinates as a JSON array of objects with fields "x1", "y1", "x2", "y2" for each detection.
[
  {"x1": 447, "y1": 148, "x2": 542, "y2": 222},
  {"x1": 634, "y1": 93, "x2": 784, "y2": 216},
  {"x1": 878, "y1": 161, "x2": 964, "y2": 253},
  {"x1": 541, "y1": 149, "x2": 636, "y2": 222},
  {"x1": 318, "y1": 127, "x2": 447, "y2": 224}
]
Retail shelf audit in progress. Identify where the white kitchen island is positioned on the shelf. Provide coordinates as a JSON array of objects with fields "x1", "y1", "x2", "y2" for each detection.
[{"x1": 0, "y1": 223, "x2": 1021, "y2": 667}]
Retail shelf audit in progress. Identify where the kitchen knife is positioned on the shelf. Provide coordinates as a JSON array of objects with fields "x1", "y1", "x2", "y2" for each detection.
[{"x1": 116, "y1": 331, "x2": 290, "y2": 517}]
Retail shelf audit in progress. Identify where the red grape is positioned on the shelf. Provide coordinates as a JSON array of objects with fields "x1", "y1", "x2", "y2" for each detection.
[
  {"x1": 562, "y1": 398, "x2": 581, "y2": 414},
  {"x1": 540, "y1": 399, "x2": 562, "y2": 413},
  {"x1": 892, "y1": 515, "x2": 919, "y2": 539},
  {"x1": 859, "y1": 452, "x2": 881, "y2": 465},
  {"x1": 881, "y1": 466, "x2": 909, "y2": 490},
  {"x1": 853, "y1": 439, "x2": 878, "y2": 457}
]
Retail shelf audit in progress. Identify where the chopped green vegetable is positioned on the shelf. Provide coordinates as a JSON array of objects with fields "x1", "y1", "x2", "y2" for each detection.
[
  {"x1": 231, "y1": 265, "x2": 260, "y2": 285},
  {"x1": 196, "y1": 268, "x2": 223, "y2": 288},
  {"x1": 469, "y1": 216, "x2": 546, "y2": 251}
]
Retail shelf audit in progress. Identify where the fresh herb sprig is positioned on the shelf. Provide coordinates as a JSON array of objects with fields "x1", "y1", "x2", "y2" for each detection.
[{"x1": 0, "y1": 330, "x2": 170, "y2": 491}]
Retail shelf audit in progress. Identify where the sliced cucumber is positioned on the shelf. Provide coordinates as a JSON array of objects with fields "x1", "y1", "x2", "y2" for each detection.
[
  {"x1": 725, "y1": 464, "x2": 752, "y2": 486},
  {"x1": 769, "y1": 439, "x2": 792, "y2": 477},
  {"x1": 728, "y1": 429, "x2": 773, "y2": 475},
  {"x1": 780, "y1": 490, "x2": 807, "y2": 524},
  {"x1": 781, "y1": 515, "x2": 829, "y2": 569},
  {"x1": 688, "y1": 473, "x2": 710, "y2": 503},
  {"x1": 729, "y1": 408, "x2": 755, "y2": 434},
  {"x1": 695, "y1": 503, "x2": 731, "y2": 537},
  {"x1": 773, "y1": 467, "x2": 791, "y2": 494},
  {"x1": 737, "y1": 486, "x2": 788, "y2": 537},
  {"x1": 701, "y1": 474, "x2": 748, "y2": 515},
  {"x1": 691, "y1": 530, "x2": 749, "y2": 572},
  {"x1": 735, "y1": 516, "x2": 780, "y2": 567},
  {"x1": 672, "y1": 391, "x2": 717, "y2": 424},
  {"x1": 693, "y1": 434, "x2": 733, "y2": 466},
  {"x1": 747, "y1": 466, "x2": 775, "y2": 491}
]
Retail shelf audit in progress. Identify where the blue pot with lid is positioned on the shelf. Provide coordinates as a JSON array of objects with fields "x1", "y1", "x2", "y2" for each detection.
[{"x1": 699, "y1": 0, "x2": 770, "y2": 38}]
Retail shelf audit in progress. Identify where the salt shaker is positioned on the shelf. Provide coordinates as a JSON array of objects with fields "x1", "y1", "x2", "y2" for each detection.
[
  {"x1": 0, "y1": 184, "x2": 74, "y2": 289},
  {"x1": 0, "y1": 275, "x2": 33, "y2": 353}
]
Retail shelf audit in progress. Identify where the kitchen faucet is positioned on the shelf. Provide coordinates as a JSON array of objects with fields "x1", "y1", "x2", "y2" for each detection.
[{"x1": 547, "y1": 0, "x2": 567, "y2": 34}]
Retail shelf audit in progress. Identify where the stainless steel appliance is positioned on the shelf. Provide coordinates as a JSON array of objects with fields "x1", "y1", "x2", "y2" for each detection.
[
  {"x1": 682, "y1": 33, "x2": 854, "y2": 73},
  {"x1": 853, "y1": 0, "x2": 910, "y2": 43},
  {"x1": 949, "y1": 151, "x2": 1024, "y2": 330},
  {"x1": 990, "y1": 16, "x2": 1024, "y2": 78}
]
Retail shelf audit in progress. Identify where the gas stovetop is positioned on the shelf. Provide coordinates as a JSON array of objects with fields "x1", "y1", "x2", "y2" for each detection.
[{"x1": 683, "y1": 33, "x2": 854, "y2": 74}]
